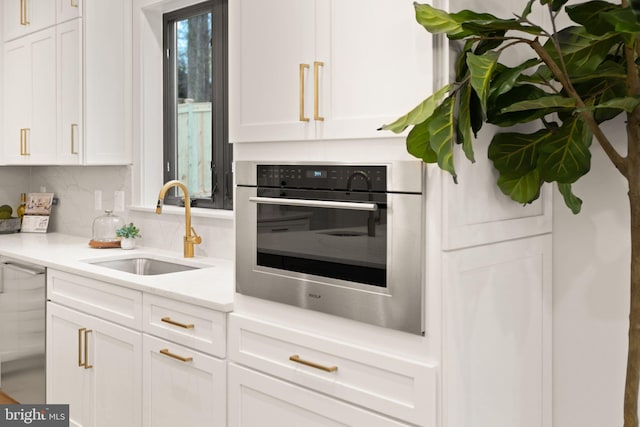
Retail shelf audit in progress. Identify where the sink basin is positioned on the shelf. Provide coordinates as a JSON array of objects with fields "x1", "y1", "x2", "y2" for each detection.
[{"x1": 88, "y1": 257, "x2": 203, "y2": 276}]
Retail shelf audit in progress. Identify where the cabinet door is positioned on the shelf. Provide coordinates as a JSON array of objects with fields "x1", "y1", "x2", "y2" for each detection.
[
  {"x1": 3, "y1": 0, "x2": 56, "y2": 41},
  {"x1": 47, "y1": 303, "x2": 94, "y2": 427},
  {"x1": 315, "y1": 0, "x2": 432, "y2": 140},
  {"x1": 228, "y1": 364, "x2": 411, "y2": 427},
  {"x1": 47, "y1": 303, "x2": 142, "y2": 427},
  {"x1": 229, "y1": 0, "x2": 316, "y2": 143},
  {"x1": 143, "y1": 334, "x2": 226, "y2": 427},
  {"x1": 57, "y1": 18, "x2": 82, "y2": 164},
  {"x1": 3, "y1": 35, "x2": 31, "y2": 163},
  {"x1": 27, "y1": 27, "x2": 57, "y2": 164},
  {"x1": 83, "y1": 0, "x2": 132, "y2": 164},
  {"x1": 56, "y1": 0, "x2": 82, "y2": 23}
]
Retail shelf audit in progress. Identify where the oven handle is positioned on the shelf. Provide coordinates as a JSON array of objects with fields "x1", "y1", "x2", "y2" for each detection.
[{"x1": 249, "y1": 196, "x2": 378, "y2": 212}]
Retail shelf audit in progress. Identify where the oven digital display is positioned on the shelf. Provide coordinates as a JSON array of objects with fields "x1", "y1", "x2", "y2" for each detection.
[{"x1": 306, "y1": 170, "x2": 327, "y2": 179}]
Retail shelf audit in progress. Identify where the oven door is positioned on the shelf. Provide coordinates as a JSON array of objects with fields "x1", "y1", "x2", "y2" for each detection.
[{"x1": 236, "y1": 185, "x2": 424, "y2": 335}]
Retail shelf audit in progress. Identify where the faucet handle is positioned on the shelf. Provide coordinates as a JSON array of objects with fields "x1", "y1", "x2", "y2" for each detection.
[{"x1": 190, "y1": 226, "x2": 202, "y2": 244}]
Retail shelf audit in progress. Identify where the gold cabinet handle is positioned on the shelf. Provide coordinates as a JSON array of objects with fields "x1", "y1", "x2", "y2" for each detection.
[
  {"x1": 84, "y1": 329, "x2": 93, "y2": 369},
  {"x1": 299, "y1": 63, "x2": 310, "y2": 122},
  {"x1": 161, "y1": 316, "x2": 194, "y2": 329},
  {"x1": 78, "y1": 328, "x2": 85, "y2": 367},
  {"x1": 20, "y1": 0, "x2": 29, "y2": 25},
  {"x1": 19, "y1": 128, "x2": 30, "y2": 156},
  {"x1": 71, "y1": 123, "x2": 78, "y2": 154},
  {"x1": 160, "y1": 348, "x2": 193, "y2": 363},
  {"x1": 289, "y1": 354, "x2": 337, "y2": 372},
  {"x1": 70, "y1": 0, "x2": 78, "y2": 7},
  {"x1": 313, "y1": 61, "x2": 324, "y2": 121},
  {"x1": 19, "y1": 129, "x2": 24, "y2": 155}
]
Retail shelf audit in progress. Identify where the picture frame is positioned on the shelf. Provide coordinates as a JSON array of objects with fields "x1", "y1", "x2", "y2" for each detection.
[{"x1": 25, "y1": 193, "x2": 54, "y2": 216}]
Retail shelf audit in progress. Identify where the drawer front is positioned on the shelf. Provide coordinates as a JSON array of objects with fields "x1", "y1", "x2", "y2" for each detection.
[
  {"x1": 143, "y1": 334, "x2": 226, "y2": 427},
  {"x1": 47, "y1": 269, "x2": 142, "y2": 329},
  {"x1": 228, "y1": 314, "x2": 437, "y2": 426},
  {"x1": 143, "y1": 294, "x2": 226, "y2": 358}
]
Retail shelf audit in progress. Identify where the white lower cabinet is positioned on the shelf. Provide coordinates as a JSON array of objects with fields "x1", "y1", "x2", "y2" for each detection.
[
  {"x1": 142, "y1": 334, "x2": 226, "y2": 427},
  {"x1": 46, "y1": 302, "x2": 142, "y2": 427},
  {"x1": 228, "y1": 363, "x2": 411, "y2": 427},
  {"x1": 228, "y1": 313, "x2": 436, "y2": 426}
]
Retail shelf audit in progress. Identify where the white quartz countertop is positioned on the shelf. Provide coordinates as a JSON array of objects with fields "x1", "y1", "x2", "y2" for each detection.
[{"x1": 0, "y1": 232, "x2": 234, "y2": 312}]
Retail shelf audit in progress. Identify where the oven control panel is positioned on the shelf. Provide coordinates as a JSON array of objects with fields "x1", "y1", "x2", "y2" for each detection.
[{"x1": 257, "y1": 165, "x2": 387, "y2": 191}]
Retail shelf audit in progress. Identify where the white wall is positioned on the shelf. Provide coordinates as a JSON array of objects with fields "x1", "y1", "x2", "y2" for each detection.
[{"x1": 553, "y1": 120, "x2": 630, "y2": 426}]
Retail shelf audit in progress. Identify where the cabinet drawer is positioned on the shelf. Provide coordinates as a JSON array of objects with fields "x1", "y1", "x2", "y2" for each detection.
[
  {"x1": 143, "y1": 334, "x2": 226, "y2": 427},
  {"x1": 143, "y1": 294, "x2": 226, "y2": 358},
  {"x1": 228, "y1": 314, "x2": 436, "y2": 426},
  {"x1": 47, "y1": 269, "x2": 141, "y2": 329}
]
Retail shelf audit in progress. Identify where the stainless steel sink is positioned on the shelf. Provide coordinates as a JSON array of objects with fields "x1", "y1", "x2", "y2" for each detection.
[{"x1": 88, "y1": 257, "x2": 203, "y2": 275}]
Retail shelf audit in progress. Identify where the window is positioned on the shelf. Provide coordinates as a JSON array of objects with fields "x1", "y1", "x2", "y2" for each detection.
[{"x1": 163, "y1": 0, "x2": 231, "y2": 210}]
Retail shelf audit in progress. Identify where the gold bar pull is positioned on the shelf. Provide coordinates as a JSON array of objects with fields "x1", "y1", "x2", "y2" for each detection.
[
  {"x1": 299, "y1": 63, "x2": 310, "y2": 122},
  {"x1": 20, "y1": 0, "x2": 29, "y2": 25},
  {"x1": 289, "y1": 354, "x2": 337, "y2": 372},
  {"x1": 160, "y1": 348, "x2": 193, "y2": 363},
  {"x1": 78, "y1": 328, "x2": 85, "y2": 367},
  {"x1": 313, "y1": 61, "x2": 324, "y2": 121},
  {"x1": 22, "y1": 128, "x2": 30, "y2": 156},
  {"x1": 84, "y1": 329, "x2": 93, "y2": 369},
  {"x1": 19, "y1": 129, "x2": 24, "y2": 156},
  {"x1": 71, "y1": 124, "x2": 78, "y2": 154},
  {"x1": 161, "y1": 316, "x2": 194, "y2": 329},
  {"x1": 70, "y1": 0, "x2": 79, "y2": 7}
]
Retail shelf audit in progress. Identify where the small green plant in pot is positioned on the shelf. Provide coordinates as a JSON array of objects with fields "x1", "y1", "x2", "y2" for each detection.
[{"x1": 116, "y1": 223, "x2": 141, "y2": 249}]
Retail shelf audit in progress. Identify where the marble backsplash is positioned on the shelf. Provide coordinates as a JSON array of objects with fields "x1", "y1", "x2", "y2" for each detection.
[{"x1": 20, "y1": 165, "x2": 234, "y2": 260}]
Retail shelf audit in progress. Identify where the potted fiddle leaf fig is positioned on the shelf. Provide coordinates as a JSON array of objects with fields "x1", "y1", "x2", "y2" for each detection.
[{"x1": 380, "y1": 1, "x2": 640, "y2": 425}]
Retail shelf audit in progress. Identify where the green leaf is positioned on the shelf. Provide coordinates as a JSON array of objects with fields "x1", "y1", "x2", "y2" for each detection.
[
  {"x1": 539, "y1": 117, "x2": 592, "y2": 183},
  {"x1": 427, "y1": 97, "x2": 457, "y2": 182},
  {"x1": 566, "y1": 1, "x2": 618, "y2": 35},
  {"x1": 546, "y1": 26, "x2": 621, "y2": 76},
  {"x1": 489, "y1": 58, "x2": 542, "y2": 101},
  {"x1": 406, "y1": 119, "x2": 437, "y2": 163},
  {"x1": 488, "y1": 130, "x2": 548, "y2": 176},
  {"x1": 500, "y1": 95, "x2": 576, "y2": 113},
  {"x1": 457, "y1": 83, "x2": 475, "y2": 162},
  {"x1": 497, "y1": 168, "x2": 543, "y2": 204},
  {"x1": 521, "y1": 0, "x2": 535, "y2": 20},
  {"x1": 631, "y1": 0, "x2": 640, "y2": 22},
  {"x1": 379, "y1": 84, "x2": 452, "y2": 133},
  {"x1": 587, "y1": 96, "x2": 640, "y2": 113},
  {"x1": 557, "y1": 183, "x2": 583, "y2": 214},
  {"x1": 467, "y1": 51, "x2": 500, "y2": 117},
  {"x1": 413, "y1": 3, "x2": 466, "y2": 37},
  {"x1": 489, "y1": 85, "x2": 559, "y2": 126},
  {"x1": 462, "y1": 18, "x2": 544, "y2": 36},
  {"x1": 540, "y1": 0, "x2": 569, "y2": 13}
]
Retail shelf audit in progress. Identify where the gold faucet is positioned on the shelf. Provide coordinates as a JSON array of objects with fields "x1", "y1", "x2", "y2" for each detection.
[{"x1": 156, "y1": 180, "x2": 202, "y2": 258}]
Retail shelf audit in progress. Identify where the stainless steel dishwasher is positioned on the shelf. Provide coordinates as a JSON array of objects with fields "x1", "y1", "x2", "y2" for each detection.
[{"x1": 0, "y1": 257, "x2": 46, "y2": 404}]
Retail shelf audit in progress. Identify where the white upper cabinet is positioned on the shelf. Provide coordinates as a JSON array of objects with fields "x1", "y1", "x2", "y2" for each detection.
[
  {"x1": 3, "y1": 28, "x2": 57, "y2": 164},
  {"x1": 56, "y1": 0, "x2": 82, "y2": 23},
  {"x1": 2, "y1": 0, "x2": 132, "y2": 165},
  {"x1": 229, "y1": 0, "x2": 433, "y2": 143},
  {"x1": 3, "y1": 0, "x2": 55, "y2": 41}
]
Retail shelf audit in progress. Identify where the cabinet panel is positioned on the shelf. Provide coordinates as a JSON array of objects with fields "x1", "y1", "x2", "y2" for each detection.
[
  {"x1": 47, "y1": 269, "x2": 142, "y2": 330},
  {"x1": 143, "y1": 293, "x2": 226, "y2": 358},
  {"x1": 56, "y1": 0, "x2": 82, "y2": 23},
  {"x1": 47, "y1": 302, "x2": 142, "y2": 427},
  {"x1": 3, "y1": 35, "x2": 30, "y2": 163},
  {"x1": 57, "y1": 18, "x2": 82, "y2": 164},
  {"x1": 443, "y1": 235, "x2": 552, "y2": 427},
  {"x1": 143, "y1": 334, "x2": 226, "y2": 427},
  {"x1": 316, "y1": 0, "x2": 432, "y2": 140},
  {"x1": 3, "y1": 0, "x2": 56, "y2": 41},
  {"x1": 229, "y1": 0, "x2": 316, "y2": 143},
  {"x1": 228, "y1": 363, "x2": 411, "y2": 427},
  {"x1": 229, "y1": 314, "x2": 436, "y2": 426}
]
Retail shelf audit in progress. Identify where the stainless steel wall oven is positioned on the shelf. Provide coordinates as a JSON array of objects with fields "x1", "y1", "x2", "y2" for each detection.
[{"x1": 236, "y1": 161, "x2": 425, "y2": 335}]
